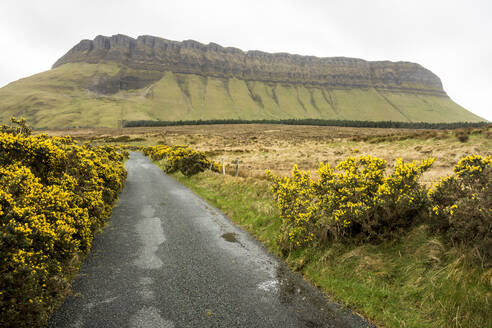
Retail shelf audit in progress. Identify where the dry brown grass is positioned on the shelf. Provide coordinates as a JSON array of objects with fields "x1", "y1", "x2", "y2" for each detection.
[{"x1": 39, "y1": 124, "x2": 491, "y2": 184}]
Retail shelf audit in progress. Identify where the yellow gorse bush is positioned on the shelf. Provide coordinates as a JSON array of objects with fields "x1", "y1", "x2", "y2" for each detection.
[
  {"x1": 143, "y1": 144, "x2": 172, "y2": 161},
  {"x1": 142, "y1": 144, "x2": 221, "y2": 176},
  {"x1": 267, "y1": 155, "x2": 434, "y2": 250},
  {"x1": 429, "y1": 154, "x2": 491, "y2": 262},
  {"x1": 0, "y1": 118, "x2": 127, "y2": 328}
]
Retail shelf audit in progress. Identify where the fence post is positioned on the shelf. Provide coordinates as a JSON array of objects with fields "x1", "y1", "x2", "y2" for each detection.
[
  {"x1": 222, "y1": 158, "x2": 225, "y2": 175},
  {"x1": 235, "y1": 158, "x2": 239, "y2": 177}
]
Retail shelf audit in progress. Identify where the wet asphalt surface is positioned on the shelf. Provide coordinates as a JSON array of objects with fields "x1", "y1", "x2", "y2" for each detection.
[{"x1": 48, "y1": 152, "x2": 375, "y2": 328}]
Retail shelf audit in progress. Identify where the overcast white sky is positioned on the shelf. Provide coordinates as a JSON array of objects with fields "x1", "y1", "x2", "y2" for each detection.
[{"x1": 0, "y1": 0, "x2": 490, "y2": 120}]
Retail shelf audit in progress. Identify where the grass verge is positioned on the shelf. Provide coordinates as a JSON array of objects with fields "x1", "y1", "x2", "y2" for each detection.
[{"x1": 172, "y1": 170, "x2": 491, "y2": 328}]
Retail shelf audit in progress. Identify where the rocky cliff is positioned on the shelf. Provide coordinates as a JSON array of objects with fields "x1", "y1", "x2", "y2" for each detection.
[{"x1": 53, "y1": 34, "x2": 445, "y2": 96}]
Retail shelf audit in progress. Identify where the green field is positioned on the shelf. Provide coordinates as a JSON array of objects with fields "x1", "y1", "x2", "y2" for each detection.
[{"x1": 0, "y1": 62, "x2": 484, "y2": 128}]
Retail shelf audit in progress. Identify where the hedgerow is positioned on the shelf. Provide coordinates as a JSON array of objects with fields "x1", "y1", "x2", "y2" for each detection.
[
  {"x1": 429, "y1": 155, "x2": 492, "y2": 263},
  {"x1": 0, "y1": 118, "x2": 127, "y2": 328}
]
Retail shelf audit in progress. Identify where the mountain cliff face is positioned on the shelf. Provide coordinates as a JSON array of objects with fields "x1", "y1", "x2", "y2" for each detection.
[
  {"x1": 0, "y1": 34, "x2": 484, "y2": 128},
  {"x1": 53, "y1": 34, "x2": 444, "y2": 96}
]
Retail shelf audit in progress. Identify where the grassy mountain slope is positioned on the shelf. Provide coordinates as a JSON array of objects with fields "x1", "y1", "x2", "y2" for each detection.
[{"x1": 0, "y1": 62, "x2": 483, "y2": 128}]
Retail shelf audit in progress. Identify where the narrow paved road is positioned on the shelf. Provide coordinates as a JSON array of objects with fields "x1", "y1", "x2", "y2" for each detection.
[{"x1": 49, "y1": 152, "x2": 374, "y2": 328}]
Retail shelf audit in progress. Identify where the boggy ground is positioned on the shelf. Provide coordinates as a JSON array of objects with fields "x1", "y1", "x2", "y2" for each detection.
[{"x1": 42, "y1": 123, "x2": 491, "y2": 183}]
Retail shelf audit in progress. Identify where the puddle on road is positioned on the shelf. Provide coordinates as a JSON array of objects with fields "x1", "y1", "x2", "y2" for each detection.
[
  {"x1": 270, "y1": 265, "x2": 374, "y2": 327},
  {"x1": 253, "y1": 265, "x2": 350, "y2": 327},
  {"x1": 276, "y1": 265, "x2": 305, "y2": 305},
  {"x1": 221, "y1": 232, "x2": 239, "y2": 243}
]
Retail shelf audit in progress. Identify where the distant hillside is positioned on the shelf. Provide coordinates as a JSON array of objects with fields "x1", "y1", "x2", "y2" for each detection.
[{"x1": 0, "y1": 34, "x2": 485, "y2": 128}]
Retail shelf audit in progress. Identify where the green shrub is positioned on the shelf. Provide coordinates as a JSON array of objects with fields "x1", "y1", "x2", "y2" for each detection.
[
  {"x1": 429, "y1": 155, "x2": 492, "y2": 263},
  {"x1": 456, "y1": 132, "x2": 470, "y2": 142},
  {"x1": 164, "y1": 146, "x2": 210, "y2": 177}
]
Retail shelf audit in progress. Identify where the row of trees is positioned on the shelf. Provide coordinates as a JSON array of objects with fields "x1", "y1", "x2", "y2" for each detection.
[{"x1": 123, "y1": 118, "x2": 489, "y2": 130}]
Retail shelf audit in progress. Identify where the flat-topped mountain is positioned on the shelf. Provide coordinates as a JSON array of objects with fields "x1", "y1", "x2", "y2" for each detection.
[
  {"x1": 53, "y1": 34, "x2": 444, "y2": 95},
  {"x1": 0, "y1": 34, "x2": 484, "y2": 127}
]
